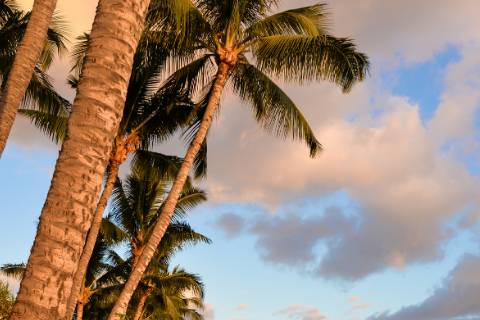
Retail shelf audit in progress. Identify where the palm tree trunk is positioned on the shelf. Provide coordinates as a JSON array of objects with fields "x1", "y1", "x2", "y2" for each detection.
[
  {"x1": 132, "y1": 288, "x2": 152, "y2": 320},
  {"x1": 64, "y1": 161, "x2": 120, "y2": 320},
  {"x1": 8, "y1": 1, "x2": 151, "y2": 319},
  {"x1": 107, "y1": 62, "x2": 231, "y2": 320},
  {"x1": 0, "y1": 0, "x2": 57, "y2": 156},
  {"x1": 75, "y1": 301, "x2": 84, "y2": 320}
]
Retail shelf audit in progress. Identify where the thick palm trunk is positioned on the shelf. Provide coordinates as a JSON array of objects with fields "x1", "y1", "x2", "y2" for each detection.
[
  {"x1": 64, "y1": 161, "x2": 120, "y2": 319},
  {"x1": 132, "y1": 288, "x2": 152, "y2": 320},
  {"x1": 75, "y1": 301, "x2": 84, "y2": 320},
  {"x1": 0, "y1": 0, "x2": 57, "y2": 156},
  {"x1": 9, "y1": 1, "x2": 151, "y2": 319},
  {"x1": 107, "y1": 62, "x2": 231, "y2": 320}
]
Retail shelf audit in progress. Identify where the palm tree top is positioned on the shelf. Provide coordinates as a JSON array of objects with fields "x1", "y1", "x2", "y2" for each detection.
[{"x1": 157, "y1": 0, "x2": 369, "y2": 157}]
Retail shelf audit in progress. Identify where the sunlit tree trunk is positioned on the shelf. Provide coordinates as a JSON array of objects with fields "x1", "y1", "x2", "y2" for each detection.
[
  {"x1": 8, "y1": 1, "x2": 151, "y2": 319},
  {"x1": 75, "y1": 301, "x2": 84, "y2": 320},
  {"x1": 64, "y1": 161, "x2": 120, "y2": 319},
  {"x1": 65, "y1": 133, "x2": 139, "y2": 319},
  {"x1": 107, "y1": 62, "x2": 231, "y2": 320},
  {"x1": 0, "y1": 0, "x2": 57, "y2": 156},
  {"x1": 132, "y1": 288, "x2": 153, "y2": 320}
]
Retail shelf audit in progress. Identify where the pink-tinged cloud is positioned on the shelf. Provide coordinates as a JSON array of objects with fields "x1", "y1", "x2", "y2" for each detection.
[{"x1": 276, "y1": 304, "x2": 327, "y2": 320}]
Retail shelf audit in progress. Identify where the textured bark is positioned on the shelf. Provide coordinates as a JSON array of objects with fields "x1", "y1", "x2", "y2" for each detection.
[
  {"x1": 0, "y1": 0, "x2": 57, "y2": 156},
  {"x1": 107, "y1": 62, "x2": 231, "y2": 320},
  {"x1": 131, "y1": 288, "x2": 152, "y2": 320},
  {"x1": 64, "y1": 161, "x2": 120, "y2": 320},
  {"x1": 8, "y1": 1, "x2": 151, "y2": 319}
]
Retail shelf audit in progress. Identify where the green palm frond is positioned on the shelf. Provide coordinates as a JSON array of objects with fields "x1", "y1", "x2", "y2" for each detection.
[
  {"x1": 101, "y1": 218, "x2": 129, "y2": 245},
  {"x1": 0, "y1": 263, "x2": 25, "y2": 279},
  {"x1": 244, "y1": 4, "x2": 327, "y2": 40},
  {"x1": 109, "y1": 178, "x2": 136, "y2": 238},
  {"x1": 161, "y1": 54, "x2": 215, "y2": 99},
  {"x1": 131, "y1": 150, "x2": 183, "y2": 182},
  {"x1": 69, "y1": 32, "x2": 89, "y2": 81},
  {"x1": 18, "y1": 105, "x2": 69, "y2": 143},
  {"x1": 122, "y1": 35, "x2": 171, "y2": 120},
  {"x1": 172, "y1": 188, "x2": 207, "y2": 219},
  {"x1": 37, "y1": 12, "x2": 69, "y2": 70},
  {"x1": 0, "y1": 1, "x2": 16, "y2": 23},
  {"x1": 232, "y1": 60, "x2": 322, "y2": 157},
  {"x1": 153, "y1": 222, "x2": 211, "y2": 262},
  {"x1": 23, "y1": 65, "x2": 70, "y2": 111},
  {"x1": 147, "y1": 0, "x2": 211, "y2": 42},
  {"x1": 254, "y1": 34, "x2": 369, "y2": 91},
  {"x1": 132, "y1": 89, "x2": 196, "y2": 148},
  {"x1": 145, "y1": 268, "x2": 204, "y2": 298}
]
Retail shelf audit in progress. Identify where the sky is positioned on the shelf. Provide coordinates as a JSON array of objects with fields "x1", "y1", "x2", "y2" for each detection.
[{"x1": 1, "y1": 1, "x2": 480, "y2": 320}]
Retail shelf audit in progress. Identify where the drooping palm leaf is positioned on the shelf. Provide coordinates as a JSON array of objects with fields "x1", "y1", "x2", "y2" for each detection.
[
  {"x1": 254, "y1": 34, "x2": 369, "y2": 91},
  {"x1": 0, "y1": 263, "x2": 25, "y2": 279},
  {"x1": 232, "y1": 59, "x2": 322, "y2": 156}
]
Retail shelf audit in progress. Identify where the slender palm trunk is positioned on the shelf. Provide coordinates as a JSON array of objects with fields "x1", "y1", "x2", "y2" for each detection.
[
  {"x1": 132, "y1": 288, "x2": 152, "y2": 320},
  {"x1": 107, "y1": 62, "x2": 231, "y2": 320},
  {"x1": 0, "y1": 0, "x2": 57, "y2": 156},
  {"x1": 75, "y1": 301, "x2": 84, "y2": 320},
  {"x1": 64, "y1": 161, "x2": 120, "y2": 319},
  {"x1": 9, "y1": 1, "x2": 151, "y2": 319}
]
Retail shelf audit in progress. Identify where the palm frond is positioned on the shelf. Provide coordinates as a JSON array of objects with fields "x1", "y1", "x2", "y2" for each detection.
[
  {"x1": 69, "y1": 32, "x2": 89, "y2": 79},
  {"x1": 254, "y1": 34, "x2": 369, "y2": 91},
  {"x1": 131, "y1": 150, "x2": 183, "y2": 182},
  {"x1": 147, "y1": 0, "x2": 212, "y2": 45},
  {"x1": 1, "y1": 263, "x2": 25, "y2": 279},
  {"x1": 37, "y1": 12, "x2": 69, "y2": 70},
  {"x1": 244, "y1": 4, "x2": 328, "y2": 40},
  {"x1": 173, "y1": 187, "x2": 207, "y2": 219},
  {"x1": 161, "y1": 54, "x2": 215, "y2": 99},
  {"x1": 18, "y1": 106, "x2": 69, "y2": 143},
  {"x1": 101, "y1": 218, "x2": 129, "y2": 245},
  {"x1": 232, "y1": 60, "x2": 322, "y2": 157}
]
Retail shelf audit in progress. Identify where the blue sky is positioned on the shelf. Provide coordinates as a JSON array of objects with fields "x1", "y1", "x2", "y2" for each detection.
[{"x1": 2, "y1": 1, "x2": 480, "y2": 320}]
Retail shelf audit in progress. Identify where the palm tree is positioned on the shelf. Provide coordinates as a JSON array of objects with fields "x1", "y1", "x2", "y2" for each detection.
[
  {"x1": 20, "y1": 31, "x2": 208, "y2": 319},
  {"x1": 101, "y1": 166, "x2": 209, "y2": 319},
  {"x1": 0, "y1": 0, "x2": 60, "y2": 155},
  {"x1": 9, "y1": 0, "x2": 154, "y2": 319},
  {"x1": 109, "y1": 1, "x2": 369, "y2": 318},
  {"x1": 0, "y1": 0, "x2": 69, "y2": 151},
  {"x1": 78, "y1": 165, "x2": 209, "y2": 319},
  {"x1": 129, "y1": 265, "x2": 204, "y2": 320}
]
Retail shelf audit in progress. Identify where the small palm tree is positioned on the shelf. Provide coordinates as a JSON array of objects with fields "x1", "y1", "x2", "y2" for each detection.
[
  {"x1": 81, "y1": 165, "x2": 210, "y2": 319},
  {"x1": 0, "y1": 0, "x2": 66, "y2": 155},
  {"x1": 109, "y1": 1, "x2": 369, "y2": 317}
]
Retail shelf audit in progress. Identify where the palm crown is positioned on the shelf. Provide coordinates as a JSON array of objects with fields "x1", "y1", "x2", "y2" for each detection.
[{"x1": 158, "y1": 0, "x2": 369, "y2": 157}]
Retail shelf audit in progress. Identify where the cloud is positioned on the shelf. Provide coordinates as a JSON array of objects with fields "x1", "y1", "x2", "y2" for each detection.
[
  {"x1": 202, "y1": 303, "x2": 215, "y2": 320},
  {"x1": 368, "y1": 255, "x2": 480, "y2": 320},
  {"x1": 348, "y1": 296, "x2": 372, "y2": 314},
  {"x1": 324, "y1": 0, "x2": 480, "y2": 64},
  {"x1": 216, "y1": 213, "x2": 247, "y2": 238},
  {"x1": 276, "y1": 304, "x2": 327, "y2": 320},
  {"x1": 249, "y1": 207, "x2": 354, "y2": 267},
  {"x1": 213, "y1": 91, "x2": 478, "y2": 279}
]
